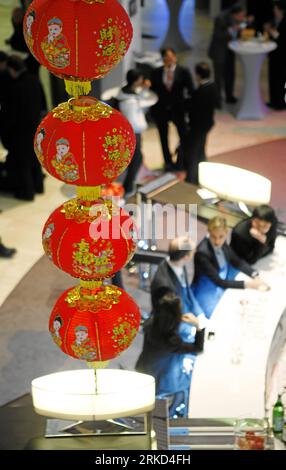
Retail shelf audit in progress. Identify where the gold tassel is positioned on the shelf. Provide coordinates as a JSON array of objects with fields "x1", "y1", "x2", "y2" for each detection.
[
  {"x1": 77, "y1": 186, "x2": 101, "y2": 201},
  {"x1": 87, "y1": 361, "x2": 109, "y2": 370},
  {"x1": 64, "y1": 79, "x2": 92, "y2": 97},
  {"x1": 80, "y1": 279, "x2": 103, "y2": 289}
]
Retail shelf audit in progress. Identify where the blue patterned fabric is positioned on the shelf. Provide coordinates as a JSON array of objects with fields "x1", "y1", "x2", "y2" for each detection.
[
  {"x1": 146, "y1": 293, "x2": 201, "y2": 419},
  {"x1": 193, "y1": 263, "x2": 240, "y2": 319}
]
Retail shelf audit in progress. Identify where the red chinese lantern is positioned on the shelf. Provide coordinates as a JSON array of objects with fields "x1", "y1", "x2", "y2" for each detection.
[
  {"x1": 24, "y1": 0, "x2": 133, "y2": 96},
  {"x1": 42, "y1": 197, "x2": 137, "y2": 280},
  {"x1": 49, "y1": 283, "x2": 141, "y2": 361},
  {"x1": 34, "y1": 96, "x2": 135, "y2": 186}
]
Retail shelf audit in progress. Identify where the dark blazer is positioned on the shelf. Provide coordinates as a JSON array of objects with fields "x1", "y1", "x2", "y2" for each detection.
[
  {"x1": 151, "y1": 259, "x2": 187, "y2": 310},
  {"x1": 187, "y1": 81, "x2": 217, "y2": 132},
  {"x1": 270, "y1": 15, "x2": 286, "y2": 64},
  {"x1": 208, "y1": 10, "x2": 236, "y2": 63},
  {"x1": 151, "y1": 64, "x2": 194, "y2": 117},
  {"x1": 136, "y1": 321, "x2": 205, "y2": 375},
  {"x1": 193, "y1": 238, "x2": 256, "y2": 289},
  {"x1": 230, "y1": 218, "x2": 277, "y2": 265}
]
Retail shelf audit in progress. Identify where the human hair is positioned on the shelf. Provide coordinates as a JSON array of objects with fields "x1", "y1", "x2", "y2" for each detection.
[
  {"x1": 168, "y1": 237, "x2": 193, "y2": 262},
  {"x1": 126, "y1": 68, "x2": 143, "y2": 86},
  {"x1": 54, "y1": 316, "x2": 62, "y2": 326},
  {"x1": 27, "y1": 10, "x2": 36, "y2": 19},
  {"x1": 230, "y1": 4, "x2": 245, "y2": 15},
  {"x1": 0, "y1": 51, "x2": 8, "y2": 62},
  {"x1": 252, "y1": 205, "x2": 277, "y2": 224},
  {"x1": 7, "y1": 55, "x2": 26, "y2": 73},
  {"x1": 160, "y1": 47, "x2": 176, "y2": 58},
  {"x1": 195, "y1": 62, "x2": 211, "y2": 79},
  {"x1": 208, "y1": 216, "x2": 228, "y2": 233},
  {"x1": 149, "y1": 293, "x2": 183, "y2": 345}
]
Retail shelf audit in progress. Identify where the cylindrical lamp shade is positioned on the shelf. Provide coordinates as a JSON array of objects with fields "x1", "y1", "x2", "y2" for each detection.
[
  {"x1": 42, "y1": 198, "x2": 137, "y2": 280},
  {"x1": 199, "y1": 162, "x2": 272, "y2": 206},
  {"x1": 32, "y1": 369, "x2": 155, "y2": 420},
  {"x1": 24, "y1": 0, "x2": 133, "y2": 85},
  {"x1": 49, "y1": 284, "x2": 141, "y2": 361},
  {"x1": 34, "y1": 97, "x2": 136, "y2": 186}
]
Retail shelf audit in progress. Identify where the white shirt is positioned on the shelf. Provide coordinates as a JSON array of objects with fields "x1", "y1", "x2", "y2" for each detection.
[
  {"x1": 117, "y1": 88, "x2": 157, "y2": 134},
  {"x1": 163, "y1": 64, "x2": 176, "y2": 89},
  {"x1": 168, "y1": 261, "x2": 187, "y2": 287}
]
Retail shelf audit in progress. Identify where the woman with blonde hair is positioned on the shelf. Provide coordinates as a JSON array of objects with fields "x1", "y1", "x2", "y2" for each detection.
[{"x1": 192, "y1": 217, "x2": 269, "y2": 318}]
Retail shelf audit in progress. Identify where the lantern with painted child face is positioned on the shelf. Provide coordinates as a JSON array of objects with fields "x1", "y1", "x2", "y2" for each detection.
[{"x1": 23, "y1": 0, "x2": 133, "y2": 96}]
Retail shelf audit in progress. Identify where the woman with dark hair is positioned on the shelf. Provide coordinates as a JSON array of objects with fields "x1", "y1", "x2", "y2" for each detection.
[
  {"x1": 117, "y1": 68, "x2": 157, "y2": 195},
  {"x1": 136, "y1": 293, "x2": 205, "y2": 418}
]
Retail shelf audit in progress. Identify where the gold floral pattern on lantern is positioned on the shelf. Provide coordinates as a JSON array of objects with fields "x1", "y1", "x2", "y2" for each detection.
[
  {"x1": 65, "y1": 285, "x2": 122, "y2": 312},
  {"x1": 61, "y1": 198, "x2": 118, "y2": 224},
  {"x1": 52, "y1": 100, "x2": 112, "y2": 123},
  {"x1": 95, "y1": 17, "x2": 129, "y2": 75},
  {"x1": 72, "y1": 238, "x2": 115, "y2": 277},
  {"x1": 111, "y1": 314, "x2": 138, "y2": 353},
  {"x1": 101, "y1": 127, "x2": 132, "y2": 179}
]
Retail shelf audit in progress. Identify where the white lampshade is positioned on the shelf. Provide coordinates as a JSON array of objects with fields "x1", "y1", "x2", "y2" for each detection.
[
  {"x1": 198, "y1": 162, "x2": 271, "y2": 206},
  {"x1": 32, "y1": 369, "x2": 155, "y2": 421}
]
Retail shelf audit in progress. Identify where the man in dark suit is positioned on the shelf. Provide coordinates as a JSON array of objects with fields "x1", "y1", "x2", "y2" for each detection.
[
  {"x1": 151, "y1": 237, "x2": 207, "y2": 328},
  {"x1": 230, "y1": 205, "x2": 278, "y2": 264},
  {"x1": 265, "y1": 1, "x2": 286, "y2": 110},
  {"x1": 184, "y1": 62, "x2": 217, "y2": 185},
  {"x1": 246, "y1": 0, "x2": 273, "y2": 32},
  {"x1": 0, "y1": 55, "x2": 45, "y2": 200},
  {"x1": 151, "y1": 48, "x2": 194, "y2": 171},
  {"x1": 208, "y1": 3, "x2": 247, "y2": 107}
]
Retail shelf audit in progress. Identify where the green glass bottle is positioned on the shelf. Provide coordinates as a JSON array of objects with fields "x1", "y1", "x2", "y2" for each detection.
[{"x1": 272, "y1": 394, "x2": 284, "y2": 436}]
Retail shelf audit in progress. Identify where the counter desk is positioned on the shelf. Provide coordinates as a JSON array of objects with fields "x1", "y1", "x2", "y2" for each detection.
[{"x1": 189, "y1": 236, "x2": 286, "y2": 419}]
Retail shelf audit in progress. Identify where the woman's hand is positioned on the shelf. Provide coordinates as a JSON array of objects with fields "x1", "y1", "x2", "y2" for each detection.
[
  {"x1": 245, "y1": 277, "x2": 270, "y2": 291},
  {"x1": 182, "y1": 313, "x2": 199, "y2": 327},
  {"x1": 250, "y1": 227, "x2": 267, "y2": 244}
]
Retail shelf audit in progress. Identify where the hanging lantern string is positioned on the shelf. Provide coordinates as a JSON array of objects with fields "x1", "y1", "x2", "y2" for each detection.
[{"x1": 87, "y1": 360, "x2": 110, "y2": 394}]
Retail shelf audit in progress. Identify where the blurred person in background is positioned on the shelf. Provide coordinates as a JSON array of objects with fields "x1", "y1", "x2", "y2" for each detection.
[
  {"x1": 264, "y1": 0, "x2": 286, "y2": 110},
  {"x1": 150, "y1": 48, "x2": 194, "y2": 171},
  {"x1": 231, "y1": 205, "x2": 278, "y2": 264},
  {"x1": 0, "y1": 56, "x2": 45, "y2": 200},
  {"x1": 208, "y1": 3, "x2": 249, "y2": 108},
  {"x1": 184, "y1": 62, "x2": 217, "y2": 185},
  {"x1": 118, "y1": 68, "x2": 157, "y2": 196}
]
